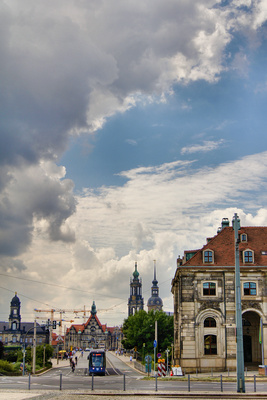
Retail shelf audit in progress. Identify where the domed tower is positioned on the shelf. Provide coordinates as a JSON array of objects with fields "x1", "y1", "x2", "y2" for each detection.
[
  {"x1": 147, "y1": 260, "x2": 163, "y2": 312},
  {"x1": 128, "y1": 262, "x2": 144, "y2": 316},
  {"x1": 9, "y1": 292, "x2": 21, "y2": 331}
]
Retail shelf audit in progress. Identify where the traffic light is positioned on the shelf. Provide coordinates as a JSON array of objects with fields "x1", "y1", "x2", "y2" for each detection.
[{"x1": 52, "y1": 320, "x2": 57, "y2": 329}]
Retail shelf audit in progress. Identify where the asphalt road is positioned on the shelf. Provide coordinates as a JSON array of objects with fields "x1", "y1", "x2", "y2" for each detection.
[{"x1": 0, "y1": 352, "x2": 267, "y2": 395}]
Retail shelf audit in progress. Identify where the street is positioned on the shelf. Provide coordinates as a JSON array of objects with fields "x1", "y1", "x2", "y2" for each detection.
[{"x1": 0, "y1": 352, "x2": 267, "y2": 396}]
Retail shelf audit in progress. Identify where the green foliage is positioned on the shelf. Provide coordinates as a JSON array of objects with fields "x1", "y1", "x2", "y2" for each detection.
[
  {"x1": 36, "y1": 344, "x2": 53, "y2": 367},
  {"x1": 17, "y1": 347, "x2": 31, "y2": 363},
  {"x1": 6, "y1": 349, "x2": 18, "y2": 362},
  {"x1": 0, "y1": 360, "x2": 20, "y2": 376},
  {"x1": 0, "y1": 341, "x2": 4, "y2": 359},
  {"x1": 122, "y1": 310, "x2": 174, "y2": 354}
]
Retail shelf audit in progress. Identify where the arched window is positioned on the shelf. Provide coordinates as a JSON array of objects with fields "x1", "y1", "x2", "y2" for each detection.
[
  {"x1": 243, "y1": 282, "x2": 256, "y2": 295},
  {"x1": 12, "y1": 322, "x2": 17, "y2": 330},
  {"x1": 244, "y1": 251, "x2": 253, "y2": 263},
  {"x1": 203, "y1": 282, "x2": 216, "y2": 296},
  {"x1": 204, "y1": 335, "x2": 217, "y2": 355},
  {"x1": 204, "y1": 317, "x2": 216, "y2": 327}
]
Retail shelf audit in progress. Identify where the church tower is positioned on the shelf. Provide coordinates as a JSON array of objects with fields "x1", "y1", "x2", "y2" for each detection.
[
  {"x1": 9, "y1": 292, "x2": 21, "y2": 331},
  {"x1": 147, "y1": 260, "x2": 163, "y2": 312},
  {"x1": 128, "y1": 262, "x2": 144, "y2": 316}
]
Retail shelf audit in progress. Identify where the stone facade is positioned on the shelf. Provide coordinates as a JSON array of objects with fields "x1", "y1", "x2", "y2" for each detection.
[
  {"x1": 0, "y1": 294, "x2": 48, "y2": 347},
  {"x1": 171, "y1": 218, "x2": 267, "y2": 372},
  {"x1": 65, "y1": 301, "x2": 122, "y2": 350}
]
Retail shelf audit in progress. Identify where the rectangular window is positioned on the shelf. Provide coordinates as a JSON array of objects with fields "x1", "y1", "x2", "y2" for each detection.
[
  {"x1": 204, "y1": 251, "x2": 213, "y2": 263},
  {"x1": 244, "y1": 282, "x2": 256, "y2": 296},
  {"x1": 204, "y1": 335, "x2": 217, "y2": 355},
  {"x1": 203, "y1": 282, "x2": 216, "y2": 296},
  {"x1": 244, "y1": 251, "x2": 253, "y2": 263}
]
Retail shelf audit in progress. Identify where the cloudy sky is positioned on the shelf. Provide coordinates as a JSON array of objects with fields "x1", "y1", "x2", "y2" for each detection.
[{"x1": 1, "y1": 0, "x2": 267, "y2": 328}]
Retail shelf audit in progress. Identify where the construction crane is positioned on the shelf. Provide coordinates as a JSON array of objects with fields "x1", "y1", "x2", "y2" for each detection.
[{"x1": 34, "y1": 309, "x2": 56, "y2": 344}]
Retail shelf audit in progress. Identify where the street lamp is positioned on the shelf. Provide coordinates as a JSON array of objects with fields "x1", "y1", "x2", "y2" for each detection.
[{"x1": 232, "y1": 213, "x2": 245, "y2": 393}]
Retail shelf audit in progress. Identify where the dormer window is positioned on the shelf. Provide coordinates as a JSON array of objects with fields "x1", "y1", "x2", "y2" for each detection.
[
  {"x1": 203, "y1": 250, "x2": 214, "y2": 264},
  {"x1": 243, "y1": 250, "x2": 254, "y2": 264},
  {"x1": 241, "y1": 233, "x2": 247, "y2": 242}
]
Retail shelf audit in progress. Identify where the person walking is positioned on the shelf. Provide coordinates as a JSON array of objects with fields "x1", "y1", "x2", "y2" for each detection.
[{"x1": 71, "y1": 359, "x2": 75, "y2": 373}]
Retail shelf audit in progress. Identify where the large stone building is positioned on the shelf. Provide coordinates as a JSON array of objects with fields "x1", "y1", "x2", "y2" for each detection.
[
  {"x1": 65, "y1": 301, "x2": 122, "y2": 350},
  {"x1": 128, "y1": 262, "x2": 144, "y2": 316},
  {"x1": 147, "y1": 261, "x2": 163, "y2": 312},
  {"x1": 171, "y1": 217, "x2": 267, "y2": 372},
  {"x1": 0, "y1": 293, "x2": 48, "y2": 347}
]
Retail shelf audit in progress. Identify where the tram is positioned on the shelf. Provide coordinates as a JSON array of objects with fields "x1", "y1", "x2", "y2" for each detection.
[{"x1": 88, "y1": 349, "x2": 106, "y2": 376}]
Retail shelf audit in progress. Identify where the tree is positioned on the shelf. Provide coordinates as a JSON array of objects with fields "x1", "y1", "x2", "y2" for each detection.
[
  {"x1": 122, "y1": 310, "x2": 173, "y2": 354},
  {"x1": 0, "y1": 342, "x2": 4, "y2": 359}
]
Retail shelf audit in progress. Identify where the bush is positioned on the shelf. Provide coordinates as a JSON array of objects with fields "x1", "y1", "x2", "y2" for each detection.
[{"x1": 0, "y1": 360, "x2": 20, "y2": 376}]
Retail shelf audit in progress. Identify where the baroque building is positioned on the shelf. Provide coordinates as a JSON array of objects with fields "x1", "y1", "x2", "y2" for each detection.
[
  {"x1": 171, "y1": 218, "x2": 267, "y2": 372},
  {"x1": 147, "y1": 261, "x2": 163, "y2": 311},
  {"x1": 0, "y1": 293, "x2": 48, "y2": 346},
  {"x1": 65, "y1": 301, "x2": 122, "y2": 350},
  {"x1": 128, "y1": 262, "x2": 144, "y2": 316}
]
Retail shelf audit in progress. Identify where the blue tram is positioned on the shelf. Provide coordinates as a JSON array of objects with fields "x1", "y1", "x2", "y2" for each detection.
[{"x1": 88, "y1": 349, "x2": 106, "y2": 375}]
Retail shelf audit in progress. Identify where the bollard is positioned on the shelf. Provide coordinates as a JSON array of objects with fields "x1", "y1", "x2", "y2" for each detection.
[
  {"x1": 196, "y1": 368, "x2": 198, "y2": 376},
  {"x1": 59, "y1": 373, "x2": 62, "y2": 390},
  {"x1": 91, "y1": 373, "x2": 94, "y2": 391},
  {"x1": 123, "y1": 374, "x2": 126, "y2": 391},
  {"x1": 220, "y1": 375, "x2": 223, "y2": 392},
  {"x1": 28, "y1": 373, "x2": 31, "y2": 390},
  {"x1": 188, "y1": 374, "x2": 190, "y2": 392},
  {"x1": 254, "y1": 375, "x2": 256, "y2": 392},
  {"x1": 155, "y1": 375, "x2": 157, "y2": 392}
]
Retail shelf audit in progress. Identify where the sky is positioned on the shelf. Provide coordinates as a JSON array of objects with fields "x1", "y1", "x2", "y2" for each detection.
[{"x1": 1, "y1": 0, "x2": 267, "y2": 330}]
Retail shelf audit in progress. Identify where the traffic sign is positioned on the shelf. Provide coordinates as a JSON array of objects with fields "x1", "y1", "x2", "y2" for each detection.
[
  {"x1": 145, "y1": 355, "x2": 152, "y2": 363},
  {"x1": 153, "y1": 340, "x2": 157, "y2": 348},
  {"x1": 157, "y1": 353, "x2": 161, "y2": 358}
]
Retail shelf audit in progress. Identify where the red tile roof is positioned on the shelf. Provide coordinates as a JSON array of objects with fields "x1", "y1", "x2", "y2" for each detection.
[{"x1": 184, "y1": 226, "x2": 267, "y2": 267}]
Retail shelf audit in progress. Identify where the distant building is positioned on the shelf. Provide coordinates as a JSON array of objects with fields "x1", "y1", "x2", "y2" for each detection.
[
  {"x1": 0, "y1": 293, "x2": 48, "y2": 347},
  {"x1": 172, "y1": 217, "x2": 267, "y2": 372},
  {"x1": 65, "y1": 301, "x2": 122, "y2": 350},
  {"x1": 147, "y1": 261, "x2": 163, "y2": 312},
  {"x1": 128, "y1": 262, "x2": 144, "y2": 316}
]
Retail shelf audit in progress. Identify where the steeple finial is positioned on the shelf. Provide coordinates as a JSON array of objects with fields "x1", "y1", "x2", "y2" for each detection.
[
  {"x1": 133, "y1": 261, "x2": 139, "y2": 279},
  {"x1": 91, "y1": 301, "x2": 97, "y2": 316}
]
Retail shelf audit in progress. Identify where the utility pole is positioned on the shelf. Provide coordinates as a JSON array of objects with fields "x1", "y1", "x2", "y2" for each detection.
[
  {"x1": 233, "y1": 213, "x2": 245, "y2": 393},
  {"x1": 32, "y1": 319, "x2": 36, "y2": 375},
  {"x1": 154, "y1": 320, "x2": 157, "y2": 377}
]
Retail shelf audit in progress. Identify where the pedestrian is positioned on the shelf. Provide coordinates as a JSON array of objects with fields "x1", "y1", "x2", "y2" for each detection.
[
  {"x1": 75, "y1": 356, "x2": 78, "y2": 365},
  {"x1": 71, "y1": 360, "x2": 75, "y2": 373},
  {"x1": 130, "y1": 355, "x2": 132, "y2": 362}
]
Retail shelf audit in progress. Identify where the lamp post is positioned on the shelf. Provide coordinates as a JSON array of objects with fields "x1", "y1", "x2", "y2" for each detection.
[
  {"x1": 154, "y1": 320, "x2": 157, "y2": 377},
  {"x1": 232, "y1": 213, "x2": 245, "y2": 393},
  {"x1": 171, "y1": 343, "x2": 174, "y2": 367}
]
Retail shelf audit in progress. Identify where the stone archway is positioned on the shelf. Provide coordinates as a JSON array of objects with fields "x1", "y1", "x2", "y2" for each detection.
[{"x1": 242, "y1": 310, "x2": 261, "y2": 365}]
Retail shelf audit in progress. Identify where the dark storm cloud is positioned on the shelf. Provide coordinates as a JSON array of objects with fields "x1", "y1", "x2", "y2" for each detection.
[{"x1": 0, "y1": 0, "x2": 266, "y2": 258}]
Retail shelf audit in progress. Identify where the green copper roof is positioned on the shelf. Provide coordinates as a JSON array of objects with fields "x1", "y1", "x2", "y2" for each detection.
[
  {"x1": 91, "y1": 301, "x2": 97, "y2": 316},
  {"x1": 133, "y1": 262, "x2": 139, "y2": 279}
]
